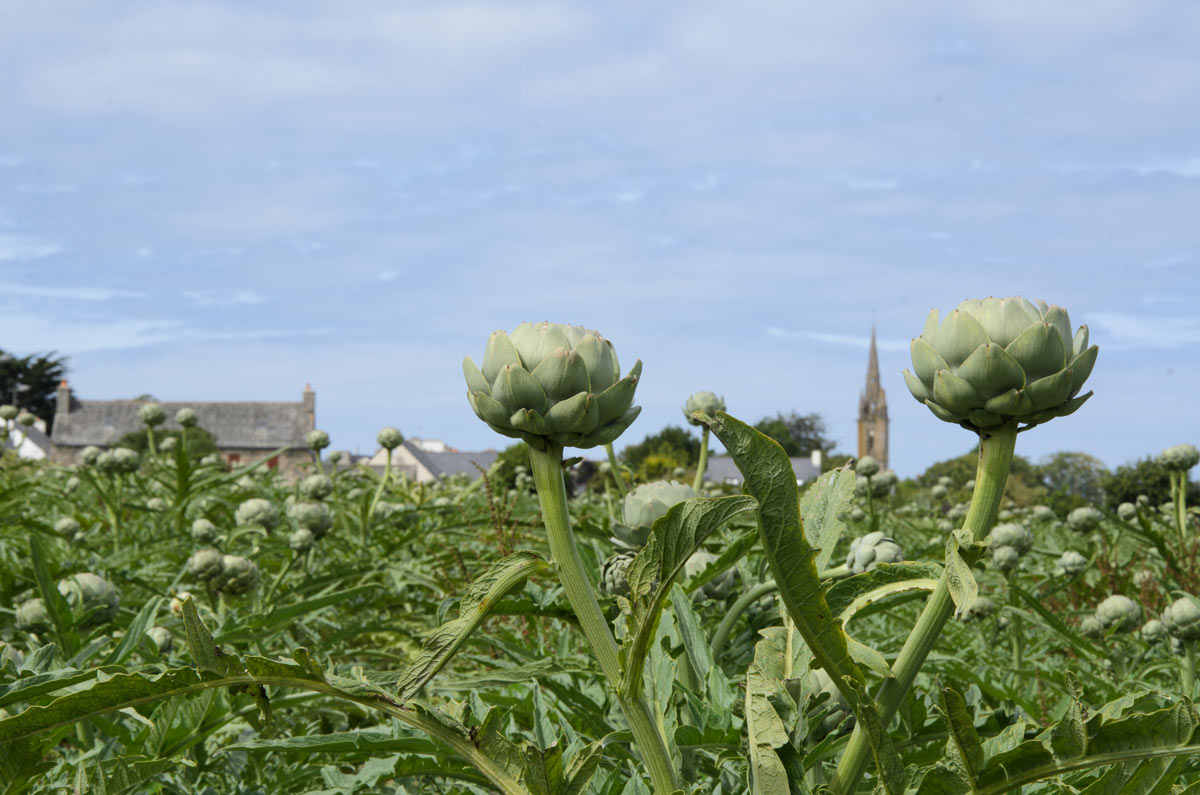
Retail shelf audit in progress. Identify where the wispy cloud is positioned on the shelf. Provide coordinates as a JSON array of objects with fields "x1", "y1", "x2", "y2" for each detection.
[
  {"x1": 184, "y1": 290, "x2": 268, "y2": 308},
  {"x1": 0, "y1": 234, "x2": 61, "y2": 262},
  {"x1": 840, "y1": 175, "x2": 898, "y2": 191},
  {"x1": 766, "y1": 327, "x2": 910, "y2": 352},
  {"x1": 1126, "y1": 158, "x2": 1200, "y2": 178},
  {"x1": 1090, "y1": 312, "x2": 1200, "y2": 349},
  {"x1": 0, "y1": 284, "x2": 144, "y2": 301},
  {"x1": 0, "y1": 313, "x2": 177, "y2": 353}
]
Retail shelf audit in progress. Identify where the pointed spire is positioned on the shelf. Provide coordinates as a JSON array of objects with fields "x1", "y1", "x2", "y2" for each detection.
[{"x1": 865, "y1": 325, "x2": 881, "y2": 395}]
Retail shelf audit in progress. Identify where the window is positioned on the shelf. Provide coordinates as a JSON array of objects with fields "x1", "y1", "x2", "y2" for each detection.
[
  {"x1": 227, "y1": 453, "x2": 241, "y2": 465},
  {"x1": 268, "y1": 456, "x2": 279, "y2": 470}
]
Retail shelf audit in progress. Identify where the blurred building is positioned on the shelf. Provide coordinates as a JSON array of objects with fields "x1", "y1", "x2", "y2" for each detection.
[
  {"x1": 49, "y1": 381, "x2": 316, "y2": 474},
  {"x1": 703, "y1": 449, "x2": 823, "y2": 487},
  {"x1": 857, "y1": 326, "x2": 889, "y2": 469},
  {"x1": 364, "y1": 437, "x2": 498, "y2": 482}
]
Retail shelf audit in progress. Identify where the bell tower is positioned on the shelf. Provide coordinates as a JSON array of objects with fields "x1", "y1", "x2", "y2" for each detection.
[{"x1": 857, "y1": 326, "x2": 889, "y2": 469}]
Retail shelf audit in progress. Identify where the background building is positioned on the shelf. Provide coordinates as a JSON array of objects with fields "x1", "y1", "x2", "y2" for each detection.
[{"x1": 857, "y1": 326, "x2": 889, "y2": 469}]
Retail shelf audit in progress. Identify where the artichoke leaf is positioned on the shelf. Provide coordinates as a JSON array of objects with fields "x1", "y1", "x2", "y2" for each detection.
[
  {"x1": 468, "y1": 391, "x2": 514, "y2": 428},
  {"x1": 954, "y1": 343, "x2": 1025, "y2": 399},
  {"x1": 594, "y1": 361, "x2": 642, "y2": 424},
  {"x1": 542, "y1": 391, "x2": 591, "y2": 434},
  {"x1": 932, "y1": 369, "x2": 986, "y2": 414},
  {"x1": 1022, "y1": 368, "x2": 1074, "y2": 412},
  {"x1": 910, "y1": 338, "x2": 949, "y2": 386},
  {"x1": 462, "y1": 357, "x2": 492, "y2": 397},
  {"x1": 481, "y1": 331, "x2": 522, "y2": 382},
  {"x1": 902, "y1": 369, "x2": 930, "y2": 402},
  {"x1": 1040, "y1": 304, "x2": 1074, "y2": 351},
  {"x1": 492, "y1": 364, "x2": 549, "y2": 415},
  {"x1": 510, "y1": 408, "x2": 551, "y2": 437},
  {"x1": 1004, "y1": 322, "x2": 1066, "y2": 381},
  {"x1": 1068, "y1": 344, "x2": 1098, "y2": 394},
  {"x1": 529, "y1": 349, "x2": 590, "y2": 402},
  {"x1": 574, "y1": 333, "x2": 620, "y2": 393}
]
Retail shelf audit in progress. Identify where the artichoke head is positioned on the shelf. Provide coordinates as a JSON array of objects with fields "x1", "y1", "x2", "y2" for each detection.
[
  {"x1": 682, "y1": 391, "x2": 725, "y2": 426},
  {"x1": 464, "y1": 322, "x2": 642, "y2": 450},
  {"x1": 904, "y1": 297, "x2": 1098, "y2": 432}
]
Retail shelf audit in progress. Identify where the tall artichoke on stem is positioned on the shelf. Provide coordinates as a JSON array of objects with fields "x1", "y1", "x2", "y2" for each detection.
[
  {"x1": 830, "y1": 297, "x2": 1097, "y2": 795},
  {"x1": 684, "y1": 391, "x2": 725, "y2": 492},
  {"x1": 464, "y1": 322, "x2": 678, "y2": 793}
]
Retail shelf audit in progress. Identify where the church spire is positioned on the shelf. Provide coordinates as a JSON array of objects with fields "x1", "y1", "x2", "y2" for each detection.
[{"x1": 857, "y1": 325, "x2": 889, "y2": 468}]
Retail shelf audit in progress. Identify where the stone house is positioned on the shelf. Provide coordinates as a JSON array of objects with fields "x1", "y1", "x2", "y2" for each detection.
[
  {"x1": 364, "y1": 437, "x2": 498, "y2": 482},
  {"x1": 2, "y1": 417, "x2": 51, "y2": 460},
  {"x1": 703, "y1": 449, "x2": 824, "y2": 487},
  {"x1": 49, "y1": 381, "x2": 317, "y2": 475}
]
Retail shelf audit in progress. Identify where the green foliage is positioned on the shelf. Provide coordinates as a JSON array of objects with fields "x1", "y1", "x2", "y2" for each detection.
[
  {"x1": 1033, "y1": 451, "x2": 1109, "y2": 515},
  {"x1": 488, "y1": 442, "x2": 532, "y2": 491},
  {"x1": 115, "y1": 427, "x2": 220, "y2": 460},
  {"x1": 1102, "y1": 455, "x2": 1200, "y2": 510},
  {"x1": 752, "y1": 410, "x2": 834, "y2": 457},
  {"x1": 620, "y1": 424, "x2": 701, "y2": 478},
  {"x1": 0, "y1": 349, "x2": 67, "y2": 432}
]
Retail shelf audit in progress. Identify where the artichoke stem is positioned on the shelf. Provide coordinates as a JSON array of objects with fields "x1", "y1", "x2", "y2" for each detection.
[
  {"x1": 528, "y1": 443, "x2": 679, "y2": 794},
  {"x1": 1185, "y1": 640, "x2": 1197, "y2": 698},
  {"x1": 604, "y1": 443, "x2": 628, "y2": 499},
  {"x1": 692, "y1": 427, "x2": 710, "y2": 493},
  {"x1": 830, "y1": 420, "x2": 1018, "y2": 795},
  {"x1": 865, "y1": 475, "x2": 879, "y2": 534},
  {"x1": 711, "y1": 579, "x2": 780, "y2": 659}
]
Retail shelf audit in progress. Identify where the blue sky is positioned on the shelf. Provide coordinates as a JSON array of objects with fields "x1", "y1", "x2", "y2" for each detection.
[{"x1": 0, "y1": 2, "x2": 1197, "y2": 477}]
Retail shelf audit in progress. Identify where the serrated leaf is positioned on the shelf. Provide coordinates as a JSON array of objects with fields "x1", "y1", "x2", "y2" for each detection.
[
  {"x1": 562, "y1": 741, "x2": 605, "y2": 795},
  {"x1": 696, "y1": 411, "x2": 866, "y2": 706},
  {"x1": 939, "y1": 683, "x2": 983, "y2": 779},
  {"x1": 394, "y1": 551, "x2": 550, "y2": 702},
  {"x1": 825, "y1": 563, "x2": 943, "y2": 617},
  {"x1": 669, "y1": 585, "x2": 714, "y2": 685},
  {"x1": 745, "y1": 627, "x2": 799, "y2": 795},
  {"x1": 104, "y1": 597, "x2": 161, "y2": 665},
  {"x1": 840, "y1": 676, "x2": 905, "y2": 795},
  {"x1": 944, "y1": 530, "x2": 979, "y2": 619},
  {"x1": 798, "y1": 465, "x2": 856, "y2": 571}
]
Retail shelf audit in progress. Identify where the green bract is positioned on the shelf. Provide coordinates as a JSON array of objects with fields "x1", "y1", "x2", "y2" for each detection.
[
  {"x1": 989, "y1": 523, "x2": 1033, "y2": 555},
  {"x1": 903, "y1": 297, "x2": 1098, "y2": 431},
  {"x1": 463, "y1": 322, "x2": 642, "y2": 450},
  {"x1": 622, "y1": 480, "x2": 694, "y2": 530},
  {"x1": 1056, "y1": 550, "x2": 1088, "y2": 576},
  {"x1": 216, "y1": 555, "x2": 260, "y2": 595},
  {"x1": 1095, "y1": 595, "x2": 1142, "y2": 634},
  {"x1": 236, "y1": 497, "x2": 279, "y2": 529},
  {"x1": 1067, "y1": 505, "x2": 1103, "y2": 533},
  {"x1": 600, "y1": 551, "x2": 636, "y2": 597},
  {"x1": 289, "y1": 528, "x2": 315, "y2": 553},
  {"x1": 15, "y1": 598, "x2": 49, "y2": 631},
  {"x1": 846, "y1": 531, "x2": 904, "y2": 574},
  {"x1": 289, "y1": 500, "x2": 333, "y2": 537},
  {"x1": 377, "y1": 426, "x2": 404, "y2": 450},
  {"x1": 175, "y1": 408, "x2": 198, "y2": 428},
  {"x1": 682, "y1": 391, "x2": 725, "y2": 426},
  {"x1": 1162, "y1": 597, "x2": 1200, "y2": 641},
  {"x1": 191, "y1": 518, "x2": 217, "y2": 543},
  {"x1": 139, "y1": 402, "x2": 166, "y2": 427},
  {"x1": 299, "y1": 474, "x2": 334, "y2": 500},
  {"x1": 1159, "y1": 443, "x2": 1200, "y2": 472},
  {"x1": 187, "y1": 549, "x2": 225, "y2": 582},
  {"x1": 1141, "y1": 619, "x2": 1167, "y2": 644},
  {"x1": 57, "y1": 573, "x2": 120, "y2": 626},
  {"x1": 307, "y1": 429, "x2": 330, "y2": 451},
  {"x1": 0, "y1": 404, "x2": 16, "y2": 421},
  {"x1": 855, "y1": 455, "x2": 879, "y2": 477},
  {"x1": 147, "y1": 626, "x2": 173, "y2": 653}
]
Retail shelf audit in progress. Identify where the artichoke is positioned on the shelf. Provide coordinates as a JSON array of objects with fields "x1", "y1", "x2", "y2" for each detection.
[
  {"x1": 377, "y1": 426, "x2": 404, "y2": 450},
  {"x1": 684, "y1": 550, "x2": 736, "y2": 601},
  {"x1": 903, "y1": 297, "x2": 1098, "y2": 432},
  {"x1": 139, "y1": 402, "x2": 166, "y2": 427},
  {"x1": 682, "y1": 391, "x2": 725, "y2": 425},
  {"x1": 463, "y1": 322, "x2": 642, "y2": 450},
  {"x1": 1160, "y1": 443, "x2": 1200, "y2": 472},
  {"x1": 289, "y1": 500, "x2": 333, "y2": 537},
  {"x1": 235, "y1": 498, "x2": 278, "y2": 529},
  {"x1": 1094, "y1": 595, "x2": 1142, "y2": 633},
  {"x1": 160, "y1": 437, "x2": 177, "y2": 452},
  {"x1": 855, "y1": 456, "x2": 880, "y2": 477},
  {"x1": 147, "y1": 626, "x2": 173, "y2": 653},
  {"x1": 16, "y1": 411, "x2": 34, "y2": 428},
  {"x1": 846, "y1": 531, "x2": 904, "y2": 574},
  {"x1": 989, "y1": 523, "x2": 1033, "y2": 556},
  {"x1": 1141, "y1": 619, "x2": 1168, "y2": 645},
  {"x1": 615, "y1": 480, "x2": 695, "y2": 547},
  {"x1": 57, "y1": 573, "x2": 120, "y2": 626},
  {"x1": 15, "y1": 598, "x2": 49, "y2": 631},
  {"x1": 191, "y1": 518, "x2": 217, "y2": 543},
  {"x1": 1066, "y1": 506, "x2": 1103, "y2": 533},
  {"x1": 306, "y1": 429, "x2": 330, "y2": 451},
  {"x1": 1162, "y1": 597, "x2": 1200, "y2": 641},
  {"x1": 289, "y1": 528, "x2": 315, "y2": 553},
  {"x1": 0, "y1": 405, "x2": 16, "y2": 421},
  {"x1": 1078, "y1": 615, "x2": 1105, "y2": 638},
  {"x1": 1056, "y1": 550, "x2": 1088, "y2": 576},
  {"x1": 1117, "y1": 502, "x2": 1138, "y2": 522},
  {"x1": 600, "y1": 551, "x2": 636, "y2": 597},
  {"x1": 299, "y1": 474, "x2": 334, "y2": 500},
  {"x1": 931, "y1": 484, "x2": 948, "y2": 499},
  {"x1": 187, "y1": 548, "x2": 225, "y2": 582},
  {"x1": 810, "y1": 668, "x2": 854, "y2": 739},
  {"x1": 80, "y1": 445, "x2": 101, "y2": 465},
  {"x1": 216, "y1": 555, "x2": 260, "y2": 595},
  {"x1": 1032, "y1": 505, "x2": 1055, "y2": 522},
  {"x1": 175, "y1": 408, "x2": 198, "y2": 428},
  {"x1": 992, "y1": 545, "x2": 1020, "y2": 572},
  {"x1": 0, "y1": 640, "x2": 23, "y2": 670},
  {"x1": 963, "y1": 596, "x2": 995, "y2": 621},
  {"x1": 55, "y1": 516, "x2": 80, "y2": 536}
]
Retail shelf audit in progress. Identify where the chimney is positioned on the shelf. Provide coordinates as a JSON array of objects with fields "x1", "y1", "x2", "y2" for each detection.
[
  {"x1": 56, "y1": 380, "x2": 71, "y2": 417},
  {"x1": 810, "y1": 448, "x2": 823, "y2": 469},
  {"x1": 302, "y1": 383, "x2": 315, "y2": 428}
]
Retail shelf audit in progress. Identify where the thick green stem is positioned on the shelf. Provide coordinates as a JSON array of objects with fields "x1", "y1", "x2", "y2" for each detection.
[
  {"x1": 693, "y1": 427, "x2": 710, "y2": 493},
  {"x1": 830, "y1": 421, "x2": 1017, "y2": 794},
  {"x1": 605, "y1": 443, "x2": 628, "y2": 499},
  {"x1": 865, "y1": 475, "x2": 878, "y2": 534},
  {"x1": 712, "y1": 580, "x2": 779, "y2": 658},
  {"x1": 1174, "y1": 471, "x2": 1188, "y2": 547},
  {"x1": 528, "y1": 443, "x2": 679, "y2": 793}
]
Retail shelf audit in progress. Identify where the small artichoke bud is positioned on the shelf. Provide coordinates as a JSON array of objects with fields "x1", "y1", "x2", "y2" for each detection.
[
  {"x1": 1031, "y1": 505, "x2": 1055, "y2": 521},
  {"x1": 328, "y1": 449, "x2": 343, "y2": 465},
  {"x1": 139, "y1": 402, "x2": 166, "y2": 427},
  {"x1": 1132, "y1": 569, "x2": 1156, "y2": 588},
  {"x1": 810, "y1": 668, "x2": 854, "y2": 740},
  {"x1": 1079, "y1": 615, "x2": 1105, "y2": 638},
  {"x1": 175, "y1": 408, "x2": 198, "y2": 428},
  {"x1": 682, "y1": 391, "x2": 726, "y2": 425},
  {"x1": 80, "y1": 445, "x2": 101, "y2": 465},
  {"x1": 1066, "y1": 506, "x2": 1103, "y2": 533},
  {"x1": 16, "y1": 598, "x2": 49, "y2": 630},
  {"x1": 57, "y1": 573, "x2": 120, "y2": 626},
  {"x1": 235, "y1": 498, "x2": 278, "y2": 529},
  {"x1": 855, "y1": 456, "x2": 879, "y2": 477},
  {"x1": 146, "y1": 497, "x2": 167, "y2": 512},
  {"x1": 169, "y1": 591, "x2": 194, "y2": 614},
  {"x1": 1095, "y1": 595, "x2": 1142, "y2": 633},
  {"x1": 288, "y1": 500, "x2": 333, "y2": 537},
  {"x1": 191, "y1": 518, "x2": 217, "y2": 543},
  {"x1": 187, "y1": 548, "x2": 225, "y2": 582},
  {"x1": 160, "y1": 436, "x2": 177, "y2": 452},
  {"x1": 997, "y1": 509, "x2": 1015, "y2": 521},
  {"x1": 64, "y1": 475, "x2": 79, "y2": 493},
  {"x1": 289, "y1": 528, "x2": 315, "y2": 553},
  {"x1": 1162, "y1": 597, "x2": 1200, "y2": 641},
  {"x1": 930, "y1": 484, "x2": 948, "y2": 499},
  {"x1": 600, "y1": 551, "x2": 636, "y2": 597},
  {"x1": 855, "y1": 474, "x2": 890, "y2": 498},
  {"x1": 622, "y1": 481, "x2": 694, "y2": 530},
  {"x1": 903, "y1": 296, "x2": 1098, "y2": 431},
  {"x1": 848, "y1": 506, "x2": 867, "y2": 523},
  {"x1": 306, "y1": 429, "x2": 331, "y2": 451},
  {"x1": 464, "y1": 322, "x2": 643, "y2": 450},
  {"x1": 16, "y1": 411, "x2": 35, "y2": 428},
  {"x1": 846, "y1": 531, "x2": 904, "y2": 574},
  {"x1": 55, "y1": 516, "x2": 80, "y2": 536},
  {"x1": 963, "y1": 596, "x2": 995, "y2": 621},
  {"x1": 147, "y1": 626, "x2": 173, "y2": 653},
  {"x1": 0, "y1": 640, "x2": 23, "y2": 670},
  {"x1": 684, "y1": 549, "x2": 736, "y2": 601},
  {"x1": 199, "y1": 454, "x2": 219, "y2": 466},
  {"x1": 216, "y1": 555, "x2": 260, "y2": 595},
  {"x1": 1056, "y1": 550, "x2": 1088, "y2": 576},
  {"x1": 1141, "y1": 619, "x2": 1168, "y2": 645},
  {"x1": 1159, "y1": 443, "x2": 1200, "y2": 472},
  {"x1": 989, "y1": 523, "x2": 1033, "y2": 556},
  {"x1": 377, "y1": 426, "x2": 404, "y2": 450},
  {"x1": 1117, "y1": 502, "x2": 1138, "y2": 522},
  {"x1": 1136, "y1": 494, "x2": 1150, "y2": 508},
  {"x1": 0, "y1": 404, "x2": 16, "y2": 420},
  {"x1": 992, "y1": 545, "x2": 1020, "y2": 572},
  {"x1": 105, "y1": 447, "x2": 139, "y2": 474}
]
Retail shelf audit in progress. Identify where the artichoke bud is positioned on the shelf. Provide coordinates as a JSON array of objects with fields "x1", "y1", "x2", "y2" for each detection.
[
  {"x1": 175, "y1": 408, "x2": 198, "y2": 428},
  {"x1": 1095, "y1": 595, "x2": 1142, "y2": 634},
  {"x1": 903, "y1": 297, "x2": 1098, "y2": 432},
  {"x1": 682, "y1": 391, "x2": 725, "y2": 426},
  {"x1": 855, "y1": 456, "x2": 879, "y2": 477},
  {"x1": 1078, "y1": 615, "x2": 1105, "y2": 638},
  {"x1": 600, "y1": 551, "x2": 636, "y2": 597},
  {"x1": 1056, "y1": 550, "x2": 1088, "y2": 576},
  {"x1": 290, "y1": 500, "x2": 333, "y2": 536},
  {"x1": 147, "y1": 626, "x2": 173, "y2": 653},
  {"x1": 963, "y1": 596, "x2": 994, "y2": 622},
  {"x1": 216, "y1": 555, "x2": 260, "y2": 595},
  {"x1": 299, "y1": 473, "x2": 334, "y2": 500},
  {"x1": 139, "y1": 402, "x2": 166, "y2": 427},
  {"x1": 992, "y1": 545, "x2": 1020, "y2": 572},
  {"x1": 235, "y1": 498, "x2": 279, "y2": 529},
  {"x1": 16, "y1": 411, "x2": 34, "y2": 428},
  {"x1": 377, "y1": 426, "x2": 404, "y2": 450},
  {"x1": 289, "y1": 528, "x2": 315, "y2": 553},
  {"x1": 55, "y1": 516, "x2": 80, "y2": 535},
  {"x1": 988, "y1": 523, "x2": 1033, "y2": 556},
  {"x1": 1162, "y1": 596, "x2": 1200, "y2": 641},
  {"x1": 684, "y1": 550, "x2": 735, "y2": 601},
  {"x1": 16, "y1": 598, "x2": 49, "y2": 631},
  {"x1": 1159, "y1": 443, "x2": 1200, "y2": 472},
  {"x1": 188, "y1": 549, "x2": 225, "y2": 582},
  {"x1": 306, "y1": 429, "x2": 331, "y2": 451},
  {"x1": 930, "y1": 484, "x2": 948, "y2": 499},
  {"x1": 1117, "y1": 502, "x2": 1138, "y2": 522},
  {"x1": 1066, "y1": 506, "x2": 1103, "y2": 533},
  {"x1": 846, "y1": 531, "x2": 904, "y2": 574},
  {"x1": 464, "y1": 322, "x2": 642, "y2": 450},
  {"x1": 57, "y1": 573, "x2": 120, "y2": 626},
  {"x1": 0, "y1": 405, "x2": 17, "y2": 421},
  {"x1": 192, "y1": 518, "x2": 218, "y2": 543},
  {"x1": 1141, "y1": 619, "x2": 1167, "y2": 644}
]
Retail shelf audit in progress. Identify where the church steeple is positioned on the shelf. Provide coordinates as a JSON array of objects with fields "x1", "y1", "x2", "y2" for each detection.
[{"x1": 857, "y1": 326, "x2": 889, "y2": 469}]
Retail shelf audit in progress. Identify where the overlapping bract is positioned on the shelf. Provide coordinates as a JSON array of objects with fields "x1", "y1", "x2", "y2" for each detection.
[
  {"x1": 903, "y1": 297, "x2": 1098, "y2": 432},
  {"x1": 464, "y1": 322, "x2": 642, "y2": 450}
]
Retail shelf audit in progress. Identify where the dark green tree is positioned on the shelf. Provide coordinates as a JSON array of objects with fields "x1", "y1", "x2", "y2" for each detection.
[
  {"x1": 1101, "y1": 456, "x2": 1200, "y2": 511},
  {"x1": 753, "y1": 411, "x2": 834, "y2": 457},
  {"x1": 620, "y1": 425, "x2": 701, "y2": 477},
  {"x1": 1034, "y1": 451, "x2": 1108, "y2": 514},
  {"x1": 0, "y1": 349, "x2": 68, "y2": 432},
  {"x1": 115, "y1": 427, "x2": 220, "y2": 461}
]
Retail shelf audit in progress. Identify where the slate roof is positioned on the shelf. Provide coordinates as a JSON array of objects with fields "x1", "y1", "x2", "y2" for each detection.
[
  {"x1": 52, "y1": 398, "x2": 313, "y2": 449},
  {"x1": 702, "y1": 455, "x2": 822, "y2": 485},
  {"x1": 3, "y1": 422, "x2": 51, "y2": 456},
  {"x1": 402, "y1": 441, "x2": 498, "y2": 479}
]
